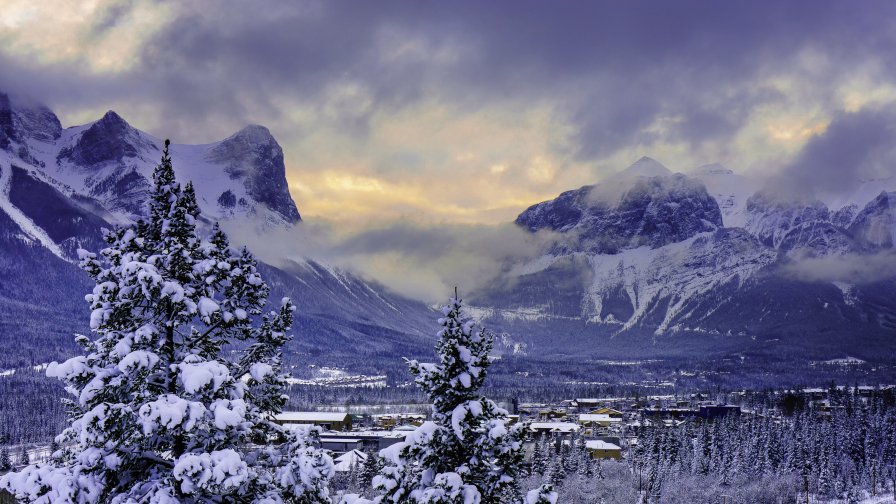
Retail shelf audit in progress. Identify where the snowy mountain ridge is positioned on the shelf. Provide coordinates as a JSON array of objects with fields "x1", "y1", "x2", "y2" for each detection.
[
  {"x1": 2, "y1": 93, "x2": 300, "y2": 231},
  {"x1": 473, "y1": 157, "x2": 896, "y2": 358},
  {"x1": 2, "y1": 90, "x2": 894, "y2": 362}
]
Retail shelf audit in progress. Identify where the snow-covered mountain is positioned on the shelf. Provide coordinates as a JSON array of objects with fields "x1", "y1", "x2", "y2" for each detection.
[
  {"x1": 516, "y1": 158, "x2": 721, "y2": 254},
  {"x1": 473, "y1": 157, "x2": 896, "y2": 360},
  {"x1": 0, "y1": 92, "x2": 434, "y2": 370},
  {"x1": 688, "y1": 163, "x2": 759, "y2": 228},
  {"x1": 3, "y1": 89, "x2": 895, "y2": 366},
  {"x1": 3, "y1": 93, "x2": 300, "y2": 234}
]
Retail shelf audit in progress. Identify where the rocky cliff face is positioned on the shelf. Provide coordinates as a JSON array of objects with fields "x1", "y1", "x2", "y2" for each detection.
[
  {"x1": 207, "y1": 125, "x2": 301, "y2": 223},
  {"x1": 0, "y1": 93, "x2": 62, "y2": 166},
  {"x1": 849, "y1": 192, "x2": 896, "y2": 248},
  {"x1": 516, "y1": 172, "x2": 722, "y2": 254}
]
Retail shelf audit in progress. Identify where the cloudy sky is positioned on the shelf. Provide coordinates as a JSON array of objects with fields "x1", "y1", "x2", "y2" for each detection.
[{"x1": 2, "y1": 0, "x2": 896, "y2": 228}]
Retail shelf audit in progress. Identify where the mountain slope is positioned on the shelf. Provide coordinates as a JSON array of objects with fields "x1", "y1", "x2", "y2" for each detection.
[
  {"x1": 0, "y1": 93, "x2": 435, "y2": 372},
  {"x1": 473, "y1": 157, "x2": 896, "y2": 361}
]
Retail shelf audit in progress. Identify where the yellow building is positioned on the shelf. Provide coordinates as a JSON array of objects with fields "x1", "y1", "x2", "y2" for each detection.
[
  {"x1": 374, "y1": 413, "x2": 426, "y2": 429},
  {"x1": 588, "y1": 407, "x2": 623, "y2": 418},
  {"x1": 586, "y1": 440, "x2": 622, "y2": 460}
]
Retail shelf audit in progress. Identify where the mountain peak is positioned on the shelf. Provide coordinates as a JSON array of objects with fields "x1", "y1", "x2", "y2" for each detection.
[
  {"x1": 99, "y1": 110, "x2": 128, "y2": 126},
  {"x1": 228, "y1": 124, "x2": 276, "y2": 145},
  {"x1": 58, "y1": 110, "x2": 154, "y2": 167},
  {"x1": 209, "y1": 124, "x2": 300, "y2": 224},
  {"x1": 617, "y1": 156, "x2": 672, "y2": 178}
]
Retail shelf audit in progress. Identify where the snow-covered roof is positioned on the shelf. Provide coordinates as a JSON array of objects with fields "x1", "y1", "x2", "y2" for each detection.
[
  {"x1": 320, "y1": 438, "x2": 362, "y2": 444},
  {"x1": 579, "y1": 414, "x2": 622, "y2": 423},
  {"x1": 275, "y1": 412, "x2": 350, "y2": 422},
  {"x1": 586, "y1": 440, "x2": 621, "y2": 451},
  {"x1": 529, "y1": 422, "x2": 579, "y2": 433},
  {"x1": 318, "y1": 430, "x2": 406, "y2": 439},
  {"x1": 333, "y1": 449, "x2": 368, "y2": 472},
  {"x1": 373, "y1": 413, "x2": 425, "y2": 418}
]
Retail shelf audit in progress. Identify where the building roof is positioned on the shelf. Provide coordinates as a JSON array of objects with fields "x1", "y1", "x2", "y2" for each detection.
[
  {"x1": 529, "y1": 422, "x2": 580, "y2": 433},
  {"x1": 373, "y1": 413, "x2": 426, "y2": 419},
  {"x1": 586, "y1": 440, "x2": 621, "y2": 451},
  {"x1": 333, "y1": 449, "x2": 368, "y2": 471},
  {"x1": 318, "y1": 430, "x2": 406, "y2": 439},
  {"x1": 579, "y1": 414, "x2": 622, "y2": 423},
  {"x1": 275, "y1": 411, "x2": 350, "y2": 422}
]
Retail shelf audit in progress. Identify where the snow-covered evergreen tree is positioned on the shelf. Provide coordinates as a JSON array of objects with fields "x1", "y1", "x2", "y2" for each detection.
[
  {"x1": 0, "y1": 140, "x2": 333, "y2": 503},
  {"x1": 372, "y1": 293, "x2": 527, "y2": 504},
  {"x1": 524, "y1": 484, "x2": 557, "y2": 504},
  {"x1": 0, "y1": 447, "x2": 10, "y2": 471},
  {"x1": 359, "y1": 449, "x2": 381, "y2": 490},
  {"x1": 547, "y1": 460, "x2": 565, "y2": 488}
]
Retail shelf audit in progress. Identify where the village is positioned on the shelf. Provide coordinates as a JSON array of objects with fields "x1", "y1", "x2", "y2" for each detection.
[{"x1": 269, "y1": 384, "x2": 896, "y2": 477}]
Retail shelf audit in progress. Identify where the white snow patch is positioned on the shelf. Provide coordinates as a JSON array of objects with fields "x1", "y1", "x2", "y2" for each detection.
[{"x1": 0, "y1": 161, "x2": 66, "y2": 259}]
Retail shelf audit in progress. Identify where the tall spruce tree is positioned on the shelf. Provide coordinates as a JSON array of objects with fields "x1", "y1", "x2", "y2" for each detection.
[
  {"x1": 1, "y1": 141, "x2": 333, "y2": 503},
  {"x1": 0, "y1": 447, "x2": 10, "y2": 471},
  {"x1": 372, "y1": 292, "x2": 527, "y2": 503},
  {"x1": 359, "y1": 449, "x2": 381, "y2": 490}
]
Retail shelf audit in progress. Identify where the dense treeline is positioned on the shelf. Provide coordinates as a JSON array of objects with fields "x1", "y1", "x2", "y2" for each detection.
[
  {"x1": 0, "y1": 372, "x2": 66, "y2": 444},
  {"x1": 629, "y1": 396, "x2": 896, "y2": 502}
]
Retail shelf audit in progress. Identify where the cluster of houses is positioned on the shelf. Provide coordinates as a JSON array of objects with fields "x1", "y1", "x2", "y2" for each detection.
[
  {"x1": 272, "y1": 397, "x2": 746, "y2": 469},
  {"x1": 516, "y1": 396, "x2": 745, "y2": 462}
]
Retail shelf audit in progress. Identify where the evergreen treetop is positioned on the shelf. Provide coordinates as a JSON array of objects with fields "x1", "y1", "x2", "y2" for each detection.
[{"x1": 372, "y1": 292, "x2": 527, "y2": 504}]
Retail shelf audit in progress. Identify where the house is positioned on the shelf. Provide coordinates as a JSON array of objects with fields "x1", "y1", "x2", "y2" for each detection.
[
  {"x1": 529, "y1": 422, "x2": 580, "y2": 437},
  {"x1": 537, "y1": 408, "x2": 568, "y2": 420},
  {"x1": 586, "y1": 440, "x2": 622, "y2": 460},
  {"x1": 588, "y1": 407, "x2": 623, "y2": 418},
  {"x1": 319, "y1": 430, "x2": 405, "y2": 452},
  {"x1": 578, "y1": 413, "x2": 622, "y2": 436},
  {"x1": 319, "y1": 437, "x2": 363, "y2": 454},
  {"x1": 374, "y1": 413, "x2": 426, "y2": 429},
  {"x1": 275, "y1": 412, "x2": 353, "y2": 431},
  {"x1": 578, "y1": 414, "x2": 622, "y2": 428}
]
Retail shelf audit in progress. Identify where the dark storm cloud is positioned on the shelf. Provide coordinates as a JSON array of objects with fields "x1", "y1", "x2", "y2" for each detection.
[
  {"x1": 90, "y1": 0, "x2": 137, "y2": 33},
  {"x1": 770, "y1": 105, "x2": 896, "y2": 199},
  {"x1": 4, "y1": 0, "x2": 896, "y2": 166},
  {"x1": 3, "y1": 1, "x2": 896, "y2": 158}
]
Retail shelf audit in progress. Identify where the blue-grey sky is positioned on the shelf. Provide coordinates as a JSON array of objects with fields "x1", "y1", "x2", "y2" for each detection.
[{"x1": 2, "y1": 0, "x2": 896, "y2": 224}]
